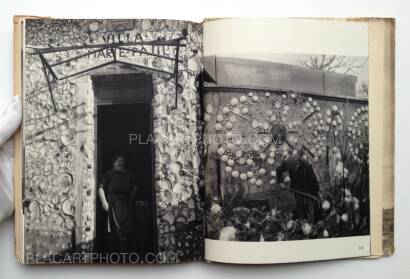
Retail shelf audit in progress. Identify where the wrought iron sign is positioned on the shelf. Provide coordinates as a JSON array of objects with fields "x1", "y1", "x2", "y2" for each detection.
[{"x1": 29, "y1": 29, "x2": 188, "y2": 111}]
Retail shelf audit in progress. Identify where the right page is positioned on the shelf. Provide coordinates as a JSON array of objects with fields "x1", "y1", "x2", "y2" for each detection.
[{"x1": 202, "y1": 18, "x2": 394, "y2": 264}]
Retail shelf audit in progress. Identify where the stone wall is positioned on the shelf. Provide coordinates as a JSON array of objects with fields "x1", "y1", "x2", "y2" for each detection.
[{"x1": 23, "y1": 19, "x2": 203, "y2": 262}]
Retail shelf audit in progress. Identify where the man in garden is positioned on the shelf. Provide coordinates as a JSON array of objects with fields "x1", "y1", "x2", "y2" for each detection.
[{"x1": 276, "y1": 151, "x2": 320, "y2": 223}]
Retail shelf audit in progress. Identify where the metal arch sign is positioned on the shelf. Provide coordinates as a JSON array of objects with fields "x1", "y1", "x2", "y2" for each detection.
[{"x1": 29, "y1": 29, "x2": 188, "y2": 112}]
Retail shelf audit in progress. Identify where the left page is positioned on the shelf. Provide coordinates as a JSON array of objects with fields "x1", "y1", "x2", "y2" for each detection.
[{"x1": 15, "y1": 17, "x2": 204, "y2": 264}]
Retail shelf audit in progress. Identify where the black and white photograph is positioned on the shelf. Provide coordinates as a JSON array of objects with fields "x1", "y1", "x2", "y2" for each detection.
[
  {"x1": 11, "y1": 15, "x2": 397, "y2": 268},
  {"x1": 21, "y1": 18, "x2": 204, "y2": 264},
  {"x1": 0, "y1": 1, "x2": 405, "y2": 277},
  {"x1": 203, "y1": 53, "x2": 370, "y2": 242}
]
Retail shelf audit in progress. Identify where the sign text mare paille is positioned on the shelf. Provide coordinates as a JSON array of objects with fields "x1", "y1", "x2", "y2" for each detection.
[{"x1": 85, "y1": 31, "x2": 176, "y2": 59}]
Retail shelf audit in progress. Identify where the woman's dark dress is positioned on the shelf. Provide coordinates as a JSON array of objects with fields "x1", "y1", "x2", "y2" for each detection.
[{"x1": 100, "y1": 169, "x2": 137, "y2": 237}]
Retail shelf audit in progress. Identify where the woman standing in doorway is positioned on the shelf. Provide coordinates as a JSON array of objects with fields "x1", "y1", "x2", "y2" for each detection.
[{"x1": 98, "y1": 154, "x2": 138, "y2": 254}]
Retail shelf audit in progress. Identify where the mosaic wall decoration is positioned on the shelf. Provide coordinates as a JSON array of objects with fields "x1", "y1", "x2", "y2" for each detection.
[{"x1": 204, "y1": 88, "x2": 369, "y2": 241}]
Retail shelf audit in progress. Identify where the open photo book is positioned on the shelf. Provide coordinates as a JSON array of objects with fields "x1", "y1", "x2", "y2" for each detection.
[{"x1": 13, "y1": 16, "x2": 395, "y2": 264}]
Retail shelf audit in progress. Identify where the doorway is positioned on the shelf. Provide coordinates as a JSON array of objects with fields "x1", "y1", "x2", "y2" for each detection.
[{"x1": 93, "y1": 74, "x2": 157, "y2": 258}]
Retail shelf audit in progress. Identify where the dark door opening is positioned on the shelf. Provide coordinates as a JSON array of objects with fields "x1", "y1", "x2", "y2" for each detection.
[{"x1": 93, "y1": 74, "x2": 156, "y2": 259}]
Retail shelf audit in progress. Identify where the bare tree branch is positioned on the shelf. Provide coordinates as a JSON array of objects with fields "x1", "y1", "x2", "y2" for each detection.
[{"x1": 297, "y1": 55, "x2": 368, "y2": 75}]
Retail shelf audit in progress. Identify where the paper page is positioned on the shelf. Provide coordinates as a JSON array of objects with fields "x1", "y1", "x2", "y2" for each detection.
[
  {"x1": 17, "y1": 17, "x2": 204, "y2": 264},
  {"x1": 202, "y1": 18, "x2": 379, "y2": 264}
]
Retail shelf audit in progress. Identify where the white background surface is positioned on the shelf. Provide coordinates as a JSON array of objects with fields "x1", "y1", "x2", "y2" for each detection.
[{"x1": 0, "y1": 0, "x2": 409, "y2": 278}]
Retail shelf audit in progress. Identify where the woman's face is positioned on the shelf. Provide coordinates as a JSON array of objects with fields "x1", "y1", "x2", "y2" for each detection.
[{"x1": 113, "y1": 157, "x2": 125, "y2": 171}]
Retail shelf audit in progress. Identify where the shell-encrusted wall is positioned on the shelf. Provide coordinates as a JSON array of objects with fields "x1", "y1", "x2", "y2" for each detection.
[
  {"x1": 23, "y1": 19, "x2": 203, "y2": 262},
  {"x1": 24, "y1": 75, "x2": 96, "y2": 259},
  {"x1": 203, "y1": 90, "x2": 369, "y2": 206}
]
